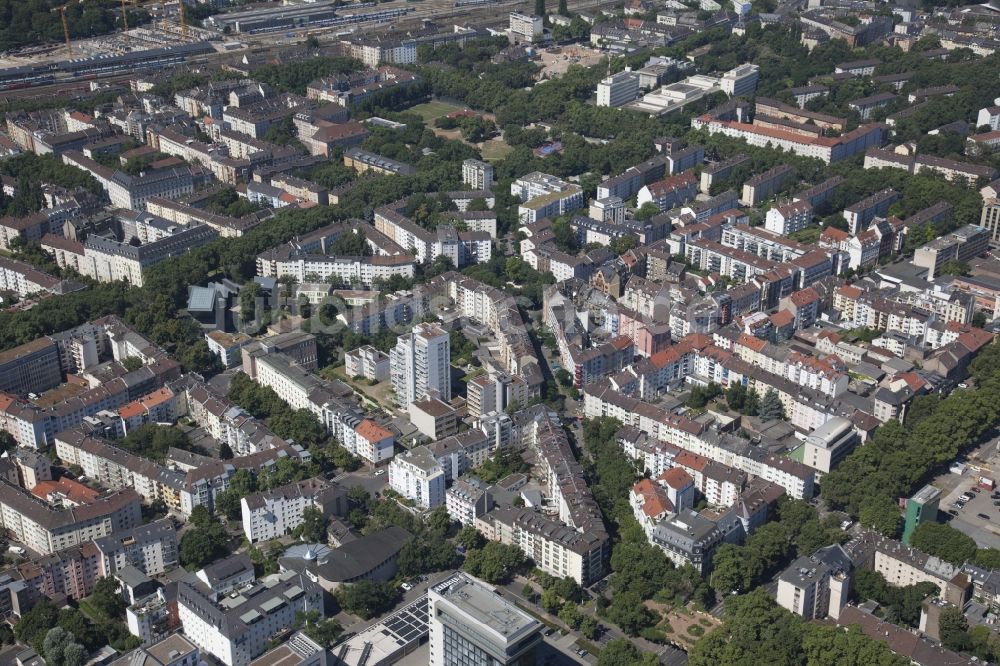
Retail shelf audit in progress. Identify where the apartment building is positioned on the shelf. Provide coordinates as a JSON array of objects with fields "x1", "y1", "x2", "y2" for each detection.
[
  {"x1": 390, "y1": 323, "x2": 451, "y2": 407},
  {"x1": 692, "y1": 116, "x2": 887, "y2": 164},
  {"x1": 913, "y1": 224, "x2": 990, "y2": 279},
  {"x1": 0, "y1": 256, "x2": 65, "y2": 298},
  {"x1": 178, "y1": 569, "x2": 323, "y2": 666},
  {"x1": 700, "y1": 154, "x2": 750, "y2": 194},
  {"x1": 343, "y1": 147, "x2": 415, "y2": 176},
  {"x1": 424, "y1": 272, "x2": 544, "y2": 397},
  {"x1": 650, "y1": 509, "x2": 731, "y2": 573},
  {"x1": 776, "y1": 544, "x2": 852, "y2": 620},
  {"x1": 637, "y1": 172, "x2": 698, "y2": 211},
  {"x1": 373, "y1": 204, "x2": 491, "y2": 266},
  {"x1": 848, "y1": 92, "x2": 896, "y2": 120},
  {"x1": 462, "y1": 159, "x2": 494, "y2": 191},
  {"x1": 741, "y1": 164, "x2": 793, "y2": 206},
  {"x1": 183, "y1": 381, "x2": 287, "y2": 458},
  {"x1": 92, "y1": 518, "x2": 178, "y2": 576},
  {"x1": 344, "y1": 345, "x2": 390, "y2": 382},
  {"x1": 512, "y1": 172, "x2": 585, "y2": 224},
  {"x1": 65, "y1": 225, "x2": 219, "y2": 288},
  {"x1": 388, "y1": 446, "x2": 445, "y2": 509},
  {"x1": 509, "y1": 12, "x2": 543, "y2": 41},
  {"x1": 445, "y1": 478, "x2": 494, "y2": 526},
  {"x1": 344, "y1": 419, "x2": 395, "y2": 465},
  {"x1": 477, "y1": 506, "x2": 606, "y2": 585},
  {"x1": 0, "y1": 479, "x2": 141, "y2": 555},
  {"x1": 240, "y1": 478, "x2": 346, "y2": 543},
  {"x1": 466, "y1": 371, "x2": 529, "y2": 418},
  {"x1": 765, "y1": 200, "x2": 814, "y2": 236},
  {"x1": 0, "y1": 338, "x2": 62, "y2": 397},
  {"x1": 842, "y1": 188, "x2": 899, "y2": 235}
]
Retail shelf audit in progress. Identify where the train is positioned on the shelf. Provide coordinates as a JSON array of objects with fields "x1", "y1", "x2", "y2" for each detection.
[{"x1": 0, "y1": 41, "x2": 216, "y2": 92}]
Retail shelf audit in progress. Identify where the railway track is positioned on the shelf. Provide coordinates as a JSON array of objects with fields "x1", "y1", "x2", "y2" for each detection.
[{"x1": 0, "y1": 0, "x2": 615, "y2": 99}]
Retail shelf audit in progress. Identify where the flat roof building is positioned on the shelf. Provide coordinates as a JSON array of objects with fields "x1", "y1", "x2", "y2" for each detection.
[{"x1": 428, "y1": 572, "x2": 542, "y2": 666}]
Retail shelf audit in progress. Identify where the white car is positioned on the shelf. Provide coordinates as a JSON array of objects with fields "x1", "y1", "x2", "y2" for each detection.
[
  {"x1": 400, "y1": 582, "x2": 413, "y2": 591},
  {"x1": 374, "y1": 469, "x2": 386, "y2": 476}
]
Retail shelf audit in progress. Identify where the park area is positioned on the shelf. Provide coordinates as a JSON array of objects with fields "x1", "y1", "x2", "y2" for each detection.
[
  {"x1": 408, "y1": 99, "x2": 513, "y2": 162},
  {"x1": 643, "y1": 600, "x2": 721, "y2": 650}
]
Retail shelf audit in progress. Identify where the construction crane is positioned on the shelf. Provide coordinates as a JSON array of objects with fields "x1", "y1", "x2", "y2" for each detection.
[
  {"x1": 120, "y1": 0, "x2": 130, "y2": 32},
  {"x1": 58, "y1": 6, "x2": 72, "y2": 58},
  {"x1": 179, "y1": 0, "x2": 188, "y2": 40}
]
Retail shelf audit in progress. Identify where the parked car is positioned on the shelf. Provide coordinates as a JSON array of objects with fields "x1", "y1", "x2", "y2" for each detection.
[
  {"x1": 978, "y1": 513, "x2": 992, "y2": 520},
  {"x1": 400, "y1": 582, "x2": 413, "y2": 591}
]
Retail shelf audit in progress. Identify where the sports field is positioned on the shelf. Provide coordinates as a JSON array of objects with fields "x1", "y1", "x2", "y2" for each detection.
[{"x1": 407, "y1": 100, "x2": 466, "y2": 122}]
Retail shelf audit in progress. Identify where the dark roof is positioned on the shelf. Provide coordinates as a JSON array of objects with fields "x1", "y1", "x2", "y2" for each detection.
[{"x1": 289, "y1": 526, "x2": 412, "y2": 583}]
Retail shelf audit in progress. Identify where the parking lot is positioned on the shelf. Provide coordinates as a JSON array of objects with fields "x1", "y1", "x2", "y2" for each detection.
[{"x1": 935, "y1": 436, "x2": 1000, "y2": 548}]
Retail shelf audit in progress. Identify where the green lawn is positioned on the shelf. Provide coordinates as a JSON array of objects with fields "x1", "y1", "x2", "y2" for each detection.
[
  {"x1": 407, "y1": 100, "x2": 465, "y2": 122},
  {"x1": 480, "y1": 138, "x2": 513, "y2": 162}
]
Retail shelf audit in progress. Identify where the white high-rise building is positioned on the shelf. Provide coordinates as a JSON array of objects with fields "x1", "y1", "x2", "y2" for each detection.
[
  {"x1": 596, "y1": 70, "x2": 640, "y2": 107},
  {"x1": 509, "y1": 12, "x2": 543, "y2": 41},
  {"x1": 387, "y1": 445, "x2": 445, "y2": 509},
  {"x1": 428, "y1": 573, "x2": 543, "y2": 666},
  {"x1": 462, "y1": 159, "x2": 494, "y2": 191},
  {"x1": 390, "y1": 323, "x2": 451, "y2": 407}
]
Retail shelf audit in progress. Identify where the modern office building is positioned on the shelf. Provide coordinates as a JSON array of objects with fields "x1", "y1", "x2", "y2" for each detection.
[
  {"x1": 390, "y1": 323, "x2": 451, "y2": 407},
  {"x1": 462, "y1": 159, "x2": 494, "y2": 191},
  {"x1": 428, "y1": 572, "x2": 543, "y2": 666},
  {"x1": 801, "y1": 417, "x2": 858, "y2": 476},
  {"x1": 719, "y1": 63, "x2": 760, "y2": 96},
  {"x1": 596, "y1": 71, "x2": 641, "y2": 108},
  {"x1": 903, "y1": 485, "x2": 942, "y2": 545}
]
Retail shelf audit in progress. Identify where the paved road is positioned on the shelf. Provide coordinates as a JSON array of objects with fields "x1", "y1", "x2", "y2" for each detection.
[{"x1": 332, "y1": 468, "x2": 388, "y2": 497}]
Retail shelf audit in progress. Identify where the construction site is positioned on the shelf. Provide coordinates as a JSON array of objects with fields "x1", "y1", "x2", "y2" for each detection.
[{"x1": 0, "y1": 1, "x2": 218, "y2": 70}]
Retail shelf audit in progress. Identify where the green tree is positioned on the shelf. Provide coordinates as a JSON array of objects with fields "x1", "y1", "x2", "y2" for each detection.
[
  {"x1": 603, "y1": 591, "x2": 655, "y2": 636},
  {"x1": 911, "y1": 522, "x2": 977, "y2": 565},
  {"x1": 939, "y1": 606, "x2": 971, "y2": 652},
  {"x1": 801, "y1": 624, "x2": 910, "y2": 666},
  {"x1": 335, "y1": 581, "x2": 397, "y2": 619},
  {"x1": 710, "y1": 543, "x2": 756, "y2": 594},
  {"x1": 597, "y1": 638, "x2": 658, "y2": 666},
  {"x1": 297, "y1": 506, "x2": 327, "y2": 542},
  {"x1": 91, "y1": 576, "x2": 126, "y2": 619},
  {"x1": 858, "y1": 494, "x2": 902, "y2": 538},
  {"x1": 534, "y1": 0, "x2": 546, "y2": 16},
  {"x1": 688, "y1": 589, "x2": 806, "y2": 666},
  {"x1": 462, "y1": 542, "x2": 526, "y2": 583},
  {"x1": 15, "y1": 600, "x2": 58, "y2": 648},
  {"x1": 758, "y1": 388, "x2": 786, "y2": 421},
  {"x1": 456, "y1": 525, "x2": 485, "y2": 550},
  {"x1": 634, "y1": 202, "x2": 660, "y2": 221}
]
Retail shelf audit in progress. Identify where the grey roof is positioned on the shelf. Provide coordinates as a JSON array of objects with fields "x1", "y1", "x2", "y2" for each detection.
[
  {"x1": 200, "y1": 553, "x2": 253, "y2": 586},
  {"x1": 283, "y1": 526, "x2": 412, "y2": 583}
]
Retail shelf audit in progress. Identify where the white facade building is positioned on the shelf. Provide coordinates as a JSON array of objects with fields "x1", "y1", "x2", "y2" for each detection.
[
  {"x1": 389, "y1": 323, "x2": 451, "y2": 407},
  {"x1": 388, "y1": 445, "x2": 445, "y2": 509}
]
